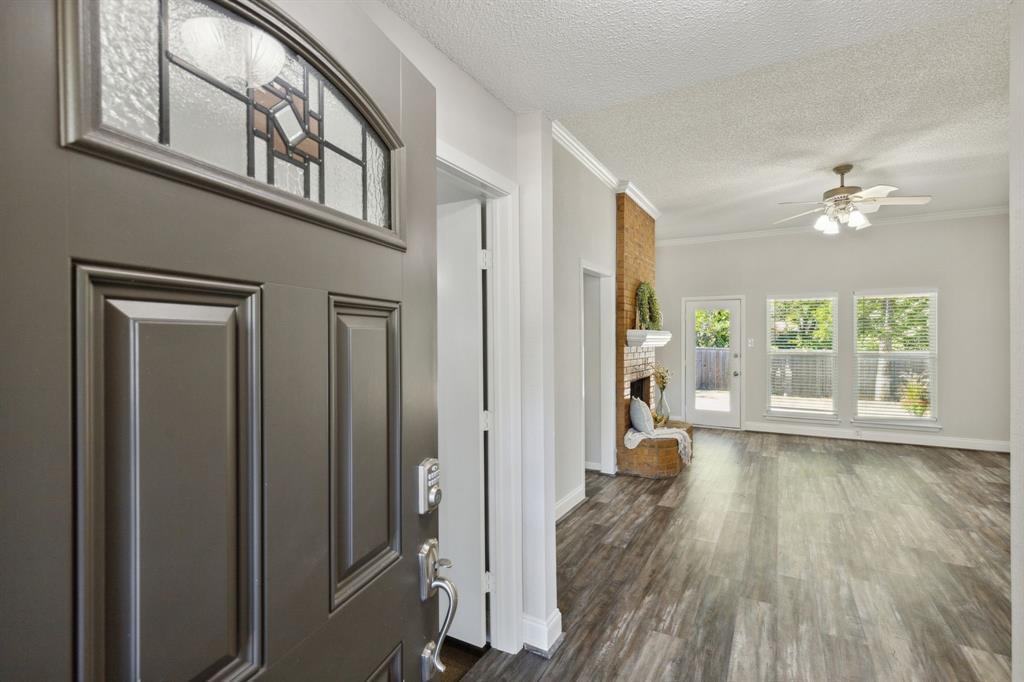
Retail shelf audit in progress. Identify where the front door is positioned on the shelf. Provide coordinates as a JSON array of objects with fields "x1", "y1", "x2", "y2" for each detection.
[
  {"x1": 684, "y1": 298, "x2": 743, "y2": 428},
  {"x1": 1, "y1": 1, "x2": 446, "y2": 680}
]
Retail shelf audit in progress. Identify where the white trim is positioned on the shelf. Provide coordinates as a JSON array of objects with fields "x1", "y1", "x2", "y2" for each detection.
[
  {"x1": 744, "y1": 420, "x2": 1009, "y2": 452},
  {"x1": 436, "y1": 147, "x2": 524, "y2": 655},
  {"x1": 438, "y1": 139, "x2": 516, "y2": 196},
  {"x1": 522, "y1": 610, "x2": 565, "y2": 658},
  {"x1": 578, "y1": 260, "x2": 617, "y2": 482},
  {"x1": 616, "y1": 180, "x2": 661, "y2": 220},
  {"x1": 680, "y1": 295, "x2": 746, "y2": 428},
  {"x1": 850, "y1": 418, "x2": 942, "y2": 432},
  {"x1": 551, "y1": 121, "x2": 662, "y2": 220},
  {"x1": 555, "y1": 483, "x2": 587, "y2": 521},
  {"x1": 551, "y1": 121, "x2": 617, "y2": 190},
  {"x1": 656, "y1": 205, "x2": 1009, "y2": 248}
]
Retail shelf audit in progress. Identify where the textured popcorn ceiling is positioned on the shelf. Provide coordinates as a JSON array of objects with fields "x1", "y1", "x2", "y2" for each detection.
[{"x1": 384, "y1": 0, "x2": 1009, "y2": 238}]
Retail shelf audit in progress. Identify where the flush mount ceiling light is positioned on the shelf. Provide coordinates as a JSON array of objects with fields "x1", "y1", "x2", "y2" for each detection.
[
  {"x1": 181, "y1": 17, "x2": 286, "y2": 90},
  {"x1": 775, "y1": 164, "x2": 932, "y2": 235}
]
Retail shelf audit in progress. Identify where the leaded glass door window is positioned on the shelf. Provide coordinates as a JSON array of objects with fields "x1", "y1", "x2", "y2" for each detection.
[{"x1": 64, "y1": 0, "x2": 399, "y2": 244}]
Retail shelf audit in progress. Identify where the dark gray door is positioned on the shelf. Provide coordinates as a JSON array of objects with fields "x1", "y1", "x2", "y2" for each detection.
[{"x1": 0, "y1": 1, "x2": 438, "y2": 680}]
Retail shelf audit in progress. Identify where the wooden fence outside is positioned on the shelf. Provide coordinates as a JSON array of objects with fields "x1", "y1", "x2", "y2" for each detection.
[{"x1": 695, "y1": 347, "x2": 731, "y2": 390}]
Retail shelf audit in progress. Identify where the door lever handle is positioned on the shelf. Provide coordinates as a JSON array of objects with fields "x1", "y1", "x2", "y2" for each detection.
[{"x1": 422, "y1": 577, "x2": 458, "y2": 680}]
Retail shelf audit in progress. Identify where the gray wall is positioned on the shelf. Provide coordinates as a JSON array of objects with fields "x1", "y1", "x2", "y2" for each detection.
[
  {"x1": 553, "y1": 143, "x2": 615, "y2": 508},
  {"x1": 656, "y1": 214, "x2": 1010, "y2": 443}
]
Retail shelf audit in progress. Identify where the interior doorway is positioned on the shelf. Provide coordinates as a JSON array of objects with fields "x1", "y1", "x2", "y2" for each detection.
[
  {"x1": 683, "y1": 296, "x2": 745, "y2": 428},
  {"x1": 437, "y1": 170, "x2": 492, "y2": 649},
  {"x1": 582, "y1": 272, "x2": 602, "y2": 470},
  {"x1": 434, "y1": 149, "x2": 523, "y2": 657}
]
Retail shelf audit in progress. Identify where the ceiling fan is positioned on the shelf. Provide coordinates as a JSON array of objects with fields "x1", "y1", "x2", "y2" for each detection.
[{"x1": 774, "y1": 164, "x2": 932, "y2": 234}]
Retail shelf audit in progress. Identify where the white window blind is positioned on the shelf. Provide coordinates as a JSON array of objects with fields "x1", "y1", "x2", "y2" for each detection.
[
  {"x1": 766, "y1": 297, "x2": 837, "y2": 416},
  {"x1": 854, "y1": 292, "x2": 937, "y2": 421}
]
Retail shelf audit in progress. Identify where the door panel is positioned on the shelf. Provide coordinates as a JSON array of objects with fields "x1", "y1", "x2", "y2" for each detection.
[
  {"x1": 685, "y1": 299, "x2": 743, "y2": 429},
  {"x1": 75, "y1": 266, "x2": 261, "y2": 681},
  {"x1": 436, "y1": 199, "x2": 487, "y2": 646},
  {"x1": 330, "y1": 297, "x2": 402, "y2": 608}
]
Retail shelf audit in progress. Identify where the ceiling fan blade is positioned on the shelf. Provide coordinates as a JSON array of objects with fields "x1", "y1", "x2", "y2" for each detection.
[
  {"x1": 857, "y1": 196, "x2": 932, "y2": 206},
  {"x1": 773, "y1": 207, "x2": 824, "y2": 225},
  {"x1": 777, "y1": 201, "x2": 824, "y2": 206},
  {"x1": 851, "y1": 185, "x2": 898, "y2": 200}
]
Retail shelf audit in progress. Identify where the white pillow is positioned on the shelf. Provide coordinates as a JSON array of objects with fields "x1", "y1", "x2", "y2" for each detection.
[{"x1": 630, "y1": 397, "x2": 654, "y2": 434}]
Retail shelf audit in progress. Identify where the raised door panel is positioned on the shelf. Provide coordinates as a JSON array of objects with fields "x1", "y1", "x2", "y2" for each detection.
[
  {"x1": 75, "y1": 265, "x2": 261, "y2": 682},
  {"x1": 330, "y1": 295, "x2": 401, "y2": 609}
]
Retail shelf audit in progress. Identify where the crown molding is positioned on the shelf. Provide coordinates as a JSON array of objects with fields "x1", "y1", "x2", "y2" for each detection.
[
  {"x1": 656, "y1": 205, "x2": 1009, "y2": 248},
  {"x1": 615, "y1": 181, "x2": 661, "y2": 220},
  {"x1": 551, "y1": 121, "x2": 617, "y2": 190},
  {"x1": 551, "y1": 120, "x2": 661, "y2": 220}
]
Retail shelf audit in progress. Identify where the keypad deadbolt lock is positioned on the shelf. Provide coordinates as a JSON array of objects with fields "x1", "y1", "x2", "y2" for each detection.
[{"x1": 418, "y1": 458, "x2": 442, "y2": 514}]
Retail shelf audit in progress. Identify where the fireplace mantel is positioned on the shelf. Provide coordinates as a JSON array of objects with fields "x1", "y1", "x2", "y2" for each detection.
[{"x1": 625, "y1": 329, "x2": 672, "y2": 349}]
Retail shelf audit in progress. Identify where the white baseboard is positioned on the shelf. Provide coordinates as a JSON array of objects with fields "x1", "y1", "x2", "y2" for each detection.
[
  {"x1": 555, "y1": 484, "x2": 586, "y2": 521},
  {"x1": 584, "y1": 461, "x2": 602, "y2": 471},
  {"x1": 522, "y1": 609, "x2": 564, "y2": 658},
  {"x1": 743, "y1": 420, "x2": 1009, "y2": 453}
]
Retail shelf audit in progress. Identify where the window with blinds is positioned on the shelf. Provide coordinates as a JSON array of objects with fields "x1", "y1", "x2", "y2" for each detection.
[
  {"x1": 854, "y1": 292, "x2": 937, "y2": 421},
  {"x1": 766, "y1": 296, "x2": 837, "y2": 416}
]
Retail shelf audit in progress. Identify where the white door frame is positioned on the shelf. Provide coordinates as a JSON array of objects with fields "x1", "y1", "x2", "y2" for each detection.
[
  {"x1": 578, "y1": 260, "x2": 616, "y2": 477},
  {"x1": 681, "y1": 295, "x2": 746, "y2": 429},
  {"x1": 437, "y1": 142, "x2": 523, "y2": 654}
]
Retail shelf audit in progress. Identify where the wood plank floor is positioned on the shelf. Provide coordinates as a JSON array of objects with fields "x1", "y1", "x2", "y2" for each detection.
[{"x1": 462, "y1": 429, "x2": 1011, "y2": 681}]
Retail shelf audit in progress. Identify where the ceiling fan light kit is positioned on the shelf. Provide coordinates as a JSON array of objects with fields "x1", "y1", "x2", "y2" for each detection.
[{"x1": 775, "y1": 164, "x2": 931, "y2": 235}]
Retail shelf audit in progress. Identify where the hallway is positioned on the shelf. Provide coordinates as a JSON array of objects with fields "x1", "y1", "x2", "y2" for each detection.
[{"x1": 464, "y1": 430, "x2": 1011, "y2": 681}]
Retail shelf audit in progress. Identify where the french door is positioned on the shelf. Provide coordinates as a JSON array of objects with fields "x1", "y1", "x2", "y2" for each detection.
[{"x1": 684, "y1": 298, "x2": 743, "y2": 428}]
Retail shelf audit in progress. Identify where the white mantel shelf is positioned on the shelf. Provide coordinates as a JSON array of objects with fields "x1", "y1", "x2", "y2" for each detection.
[{"x1": 626, "y1": 329, "x2": 672, "y2": 348}]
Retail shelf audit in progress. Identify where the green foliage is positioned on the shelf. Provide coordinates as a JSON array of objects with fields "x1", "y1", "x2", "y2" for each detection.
[
  {"x1": 769, "y1": 299, "x2": 833, "y2": 351},
  {"x1": 694, "y1": 308, "x2": 730, "y2": 348},
  {"x1": 856, "y1": 295, "x2": 932, "y2": 352},
  {"x1": 900, "y1": 376, "x2": 930, "y2": 417},
  {"x1": 635, "y1": 282, "x2": 662, "y2": 330}
]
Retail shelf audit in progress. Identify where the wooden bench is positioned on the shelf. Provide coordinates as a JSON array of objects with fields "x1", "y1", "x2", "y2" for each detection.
[{"x1": 617, "y1": 420, "x2": 694, "y2": 479}]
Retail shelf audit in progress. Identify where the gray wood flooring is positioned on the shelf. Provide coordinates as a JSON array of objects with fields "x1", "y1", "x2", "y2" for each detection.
[{"x1": 462, "y1": 429, "x2": 1010, "y2": 681}]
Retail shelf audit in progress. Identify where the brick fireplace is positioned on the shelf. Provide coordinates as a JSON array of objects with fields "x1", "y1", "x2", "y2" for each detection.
[{"x1": 616, "y1": 191, "x2": 657, "y2": 459}]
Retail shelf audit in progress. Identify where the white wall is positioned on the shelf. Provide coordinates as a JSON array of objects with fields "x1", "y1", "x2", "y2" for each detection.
[
  {"x1": 657, "y1": 215, "x2": 1010, "y2": 447},
  {"x1": 553, "y1": 143, "x2": 616, "y2": 514},
  {"x1": 358, "y1": 1, "x2": 518, "y2": 182}
]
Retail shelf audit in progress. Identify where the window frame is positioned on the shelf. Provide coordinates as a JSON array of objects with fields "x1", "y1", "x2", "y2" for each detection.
[
  {"x1": 764, "y1": 293, "x2": 840, "y2": 422},
  {"x1": 851, "y1": 288, "x2": 940, "y2": 430},
  {"x1": 59, "y1": 0, "x2": 405, "y2": 250}
]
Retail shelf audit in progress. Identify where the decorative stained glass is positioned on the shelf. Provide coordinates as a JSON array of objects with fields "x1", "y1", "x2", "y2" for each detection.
[
  {"x1": 254, "y1": 136, "x2": 267, "y2": 182},
  {"x1": 94, "y1": 0, "x2": 393, "y2": 229},
  {"x1": 274, "y1": 158, "x2": 304, "y2": 197},
  {"x1": 366, "y1": 130, "x2": 389, "y2": 228},
  {"x1": 325, "y1": 147, "x2": 363, "y2": 218},
  {"x1": 99, "y1": 0, "x2": 160, "y2": 141}
]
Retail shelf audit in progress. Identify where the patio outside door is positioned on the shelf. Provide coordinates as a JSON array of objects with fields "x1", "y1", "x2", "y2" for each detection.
[{"x1": 684, "y1": 298, "x2": 743, "y2": 428}]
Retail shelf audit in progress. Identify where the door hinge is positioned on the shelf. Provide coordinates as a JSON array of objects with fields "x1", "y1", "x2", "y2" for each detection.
[
  {"x1": 480, "y1": 410, "x2": 491, "y2": 432},
  {"x1": 478, "y1": 249, "x2": 491, "y2": 270},
  {"x1": 483, "y1": 571, "x2": 494, "y2": 593}
]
